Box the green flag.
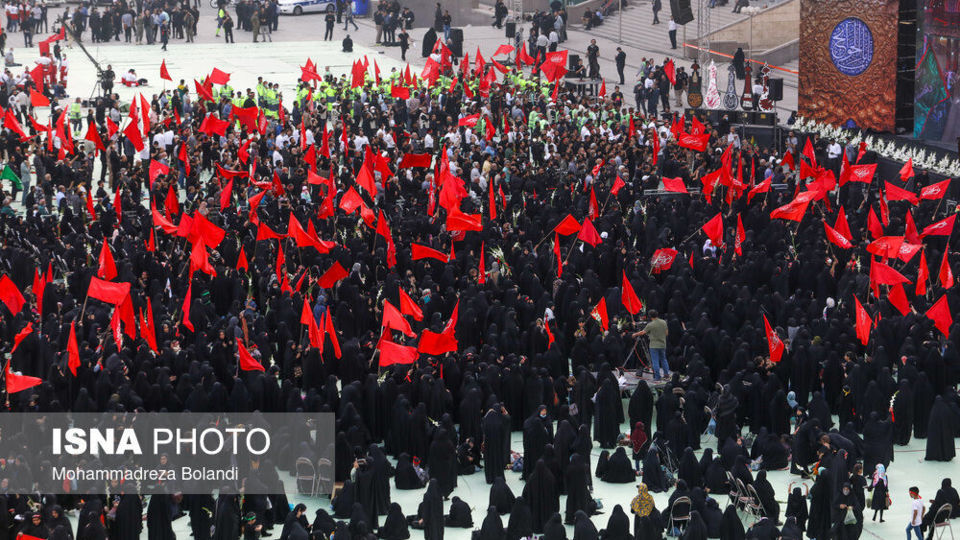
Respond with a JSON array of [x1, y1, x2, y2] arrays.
[[0, 165, 21, 190]]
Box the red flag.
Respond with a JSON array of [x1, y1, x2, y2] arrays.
[[97, 241, 117, 280], [763, 314, 785, 363], [824, 221, 853, 249], [160, 59, 172, 81], [5, 363, 42, 394], [237, 340, 265, 371], [317, 262, 348, 288], [677, 132, 710, 152], [11, 323, 32, 354], [411, 244, 449, 262], [854, 296, 872, 345], [885, 181, 919, 205], [478, 242, 486, 284], [781, 151, 795, 171], [577, 218, 602, 247], [747, 177, 772, 204], [236, 246, 249, 272], [925, 294, 953, 337], [651, 248, 679, 274], [940, 251, 954, 289], [29, 88, 49, 107], [598, 79, 606, 98], [664, 59, 676, 85], [917, 250, 929, 296], [662, 177, 687, 193], [123, 119, 144, 151], [398, 153, 433, 169], [220, 179, 234, 210], [920, 214, 956, 237], [209, 67, 231, 85], [735, 214, 745, 256], [446, 210, 483, 232], [871, 259, 911, 286], [846, 163, 877, 184], [379, 339, 420, 367], [802, 137, 817, 167], [181, 280, 194, 332], [67, 321, 80, 375], [590, 297, 609, 331], [887, 283, 911, 316], [87, 277, 130, 305], [868, 207, 883, 240], [545, 321, 556, 347], [920, 179, 951, 200], [198, 114, 229, 136], [554, 233, 563, 278], [701, 213, 723, 246], [399, 288, 424, 321], [770, 198, 812, 222], [149, 160, 169, 187], [554, 214, 582, 235], [611, 176, 626, 196], [899, 158, 914, 180], [86, 190, 97, 220], [382, 300, 415, 337], [588, 186, 599, 220], [621, 271, 642, 315], [324, 310, 341, 358]]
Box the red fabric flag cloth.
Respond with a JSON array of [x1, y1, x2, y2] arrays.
[[398, 153, 433, 169], [87, 277, 130, 305], [781, 151, 795, 171], [236, 246, 249, 272], [379, 339, 420, 367], [577, 218, 602, 247], [84, 122, 105, 152], [870, 259, 911, 286], [199, 114, 229, 136], [188, 213, 226, 248], [390, 83, 410, 100], [220, 178, 234, 210], [149, 160, 169, 187], [4, 110, 28, 139], [160, 59, 172, 81], [899, 157, 914, 180], [237, 340, 265, 371], [29, 89, 49, 107], [590, 297, 609, 331], [662, 177, 687, 193], [621, 271, 643, 315], [917, 250, 929, 296], [611, 176, 626, 196], [554, 214, 582, 235], [747, 177, 772, 204], [355, 161, 377, 196], [67, 321, 80, 375], [896, 242, 921, 264], [701, 213, 723, 246], [399, 288, 424, 321], [446, 210, 483, 232], [478, 242, 486, 284], [884, 181, 919, 205], [85, 190, 97, 220], [868, 207, 884, 240], [921, 214, 956, 237], [770, 198, 812, 222], [834, 207, 852, 239], [339, 187, 364, 214], [920, 179, 951, 200], [824, 221, 853, 249], [940, 250, 954, 289], [677, 132, 710, 152], [867, 236, 904, 259], [97, 241, 117, 280], [411, 244, 449, 263], [763, 314, 785, 363], [382, 300, 415, 337], [554, 233, 563, 278], [317, 262, 348, 288], [887, 283, 911, 316], [802, 137, 817, 167], [324, 310, 342, 358], [650, 248, 679, 274], [854, 296, 872, 345], [598, 80, 606, 98], [846, 163, 877, 184], [458, 113, 481, 127], [11, 322, 32, 354], [493, 44, 515, 56], [208, 67, 231, 85], [926, 294, 953, 337], [181, 280, 194, 332], [5, 364, 42, 394], [735, 214, 745, 256], [152, 206, 178, 234], [418, 329, 458, 355], [664, 59, 676, 85]]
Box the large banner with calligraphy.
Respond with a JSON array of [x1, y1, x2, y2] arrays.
[[913, 0, 960, 143], [799, 0, 899, 132]]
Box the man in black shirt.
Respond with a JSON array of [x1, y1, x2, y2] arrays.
[[615, 47, 626, 85], [586, 39, 600, 79], [324, 11, 335, 40]]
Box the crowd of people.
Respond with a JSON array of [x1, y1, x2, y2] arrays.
[[0, 12, 958, 540]]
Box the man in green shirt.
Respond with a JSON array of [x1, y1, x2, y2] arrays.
[[634, 309, 669, 381]]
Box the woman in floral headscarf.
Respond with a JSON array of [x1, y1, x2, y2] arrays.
[[867, 463, 889, 522], [631, 483, 654, 518]]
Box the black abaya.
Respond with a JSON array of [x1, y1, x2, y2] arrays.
[[522, 459, 560, 533]]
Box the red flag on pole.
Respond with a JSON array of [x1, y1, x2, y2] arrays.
[[925, 294, 953, 337], [5, 363, 42, 394], [701, 213, 723, 246], [763, 314, 785, 362], [398, 288, 424, 321], [940, 251, 954, 289], [621, 271, 643, 315], [590, 297, 609, 331], [854, 296, 872, 345], [237, 340, 265, 371], [160, 59, 172, 81], [67, 321, 80, 375]]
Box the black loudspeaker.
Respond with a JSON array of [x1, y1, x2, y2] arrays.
[[670, 0, 694, 25], [568, 54, 581, 71], [505, 21, 516, 38], [755, 112, 777, 125], [736, 111, 754, 124], [449, 28, 464, 57], [767, 78, 783, 101]]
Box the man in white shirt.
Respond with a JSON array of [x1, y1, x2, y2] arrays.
[[907, 487, 924, 540], [727, 127, 741, 149]]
